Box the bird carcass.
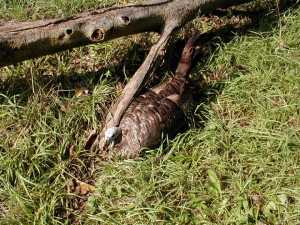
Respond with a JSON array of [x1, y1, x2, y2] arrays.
[[94, 32, 199, 159]]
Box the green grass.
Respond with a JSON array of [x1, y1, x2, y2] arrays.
[[0, 0, 143, 21], [0, 1, 299, 224]]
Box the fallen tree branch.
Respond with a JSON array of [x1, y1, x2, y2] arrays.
[[0, 0, 254, 68]]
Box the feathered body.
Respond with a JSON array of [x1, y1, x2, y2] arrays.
[[104, 33, 199, 159]]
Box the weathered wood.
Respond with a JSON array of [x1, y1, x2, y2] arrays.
[[0, 0, 253, 68]]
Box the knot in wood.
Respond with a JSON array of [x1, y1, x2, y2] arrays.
[[120, 16, 131, 25], [91, 28, 105, 41], [66, 29, 73, 35]]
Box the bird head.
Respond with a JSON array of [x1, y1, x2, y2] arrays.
[[104, 126, 122, 149]]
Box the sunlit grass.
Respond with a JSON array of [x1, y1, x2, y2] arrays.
[[0, 0, 144, 20], [0, 0, 299, 224]]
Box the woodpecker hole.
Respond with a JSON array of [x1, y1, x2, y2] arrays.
[[91, 28, 105, 41], [66, 29, 73, 35], [121, 16, 131, 24]]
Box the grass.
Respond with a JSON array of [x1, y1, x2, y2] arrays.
[[0, 0, 300, 224], [0, 0, 143, 20]]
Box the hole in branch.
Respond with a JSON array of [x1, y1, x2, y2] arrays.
[[91, 28, 105, 41], [121, 16, 131, 25], [66, 29, 73, 35]]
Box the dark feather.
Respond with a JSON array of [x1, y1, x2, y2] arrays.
[[107, 32, 200, 159]]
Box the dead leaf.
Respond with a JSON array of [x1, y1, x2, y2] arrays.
[[74, 86, 91, 97], [280, 39, 287, 49], [69, 145, 75, 156], [76, 179, 96, 192], [251, 195, 264, 204]]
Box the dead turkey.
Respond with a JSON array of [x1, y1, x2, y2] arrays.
[[94, 32, 199, 159]]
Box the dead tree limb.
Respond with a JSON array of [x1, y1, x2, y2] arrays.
[[0, 0, 254, 68], [0, 0, 255, 149]]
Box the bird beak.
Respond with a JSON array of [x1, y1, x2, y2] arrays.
[[103, 139, 114, 149]]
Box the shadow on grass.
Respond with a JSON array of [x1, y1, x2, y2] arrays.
[[0, 46, 145, 105]]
